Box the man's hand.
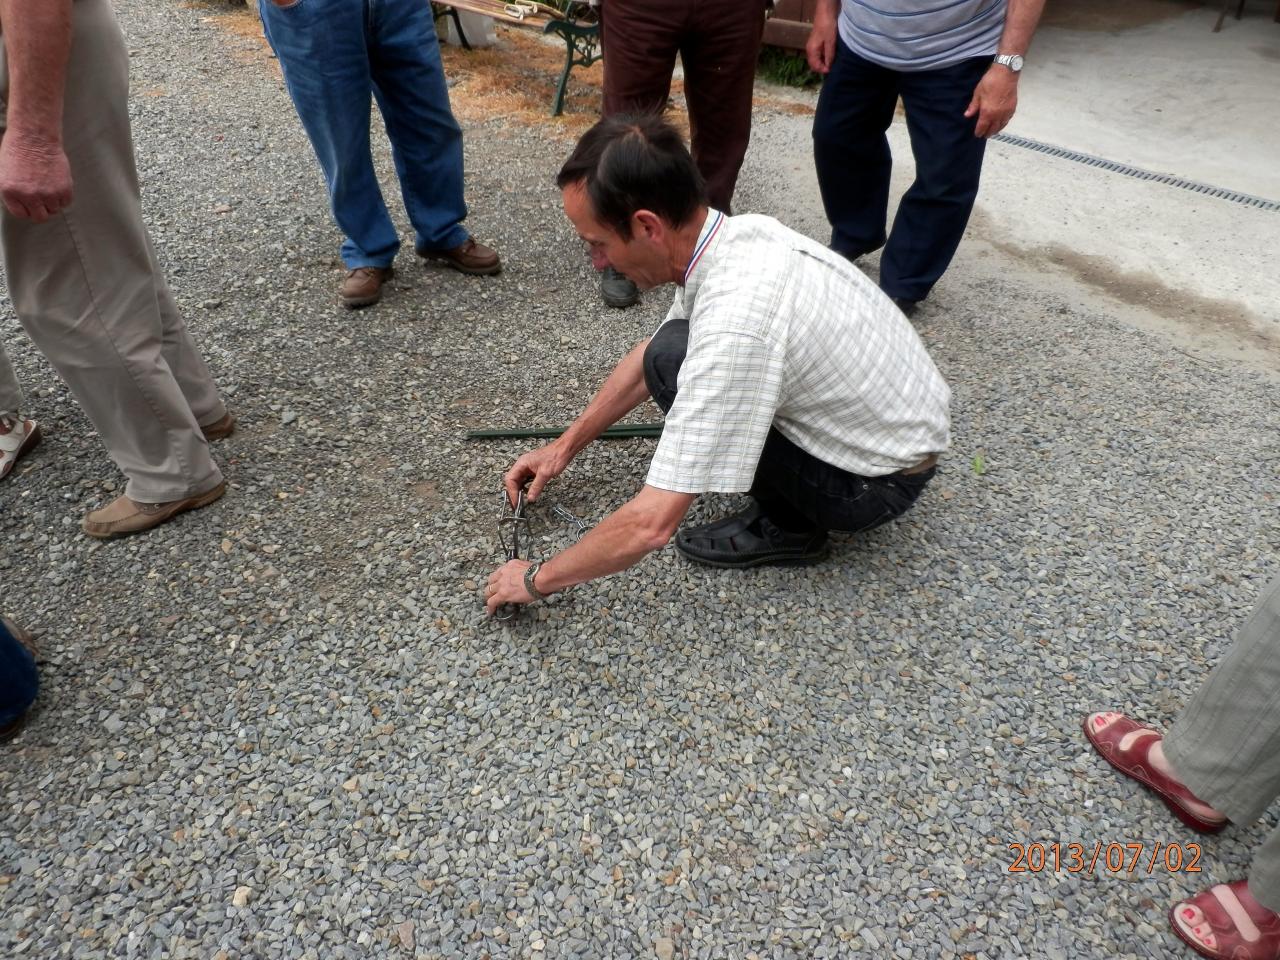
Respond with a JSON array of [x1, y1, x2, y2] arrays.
[[503, 442, 568, 506], [0, 134, 73, 222], [485, 558, 536, 616], [964, 65, 1019, 138], [805, 0, 840, 74]]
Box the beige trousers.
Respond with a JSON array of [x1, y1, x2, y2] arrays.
[[1164, 574, 1280, 910], [0, 0, 224, 502], [0, 342, 21, 418]]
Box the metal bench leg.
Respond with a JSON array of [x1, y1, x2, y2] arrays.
[[544, 22, 600, 117], [552, 39, 573, 117], [1214, 0, 1230, 31], [450, 7, 471, 51]]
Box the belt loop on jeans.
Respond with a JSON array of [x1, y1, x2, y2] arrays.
[[897, 453, 939, 477]]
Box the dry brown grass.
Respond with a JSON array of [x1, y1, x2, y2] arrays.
[[438, 28, 699, 142], [755, 96, 815, 118], [183, 1, 282, 71], [439, 28, 608, 139], [191, 5, 804, 138]]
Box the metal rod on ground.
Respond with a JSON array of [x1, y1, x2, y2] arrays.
[[466, 423, 663, 440]]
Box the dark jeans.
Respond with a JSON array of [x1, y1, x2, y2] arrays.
[[642, 319, 934, 534], [812, 40, 990, 302], [0, 619, 37, 728]]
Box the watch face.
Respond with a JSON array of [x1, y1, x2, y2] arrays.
[[1010, 54, 1024, 71]]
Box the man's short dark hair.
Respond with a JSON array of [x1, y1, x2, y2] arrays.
[[556, 114, 707, 239]]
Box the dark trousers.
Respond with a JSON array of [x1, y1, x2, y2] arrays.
[[642, 320, 933, 533], [812, 40, 990, 302], [599, 0, 764, 211], [0, 619, 37, 728]]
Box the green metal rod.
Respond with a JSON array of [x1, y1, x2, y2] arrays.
[[466, 422, 663, 441]]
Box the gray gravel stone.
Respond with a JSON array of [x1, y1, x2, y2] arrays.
[[0, 4, 1276, 960]]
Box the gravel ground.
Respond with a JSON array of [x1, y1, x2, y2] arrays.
[[2, 4, 1278, 959]]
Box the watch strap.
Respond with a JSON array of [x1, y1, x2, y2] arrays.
[[523, 562, 548, 602]]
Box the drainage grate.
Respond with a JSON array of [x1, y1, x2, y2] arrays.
[[993, 133, 1280, 212]]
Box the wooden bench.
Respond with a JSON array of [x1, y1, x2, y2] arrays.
[[431, 0, 600, 116]]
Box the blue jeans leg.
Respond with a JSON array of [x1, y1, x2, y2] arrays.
[[370, 0, 469, 252], [259, 0, 400, 268], [0, 620, 37, 729], [812, 41, 898, 260], [880, 57, 990, 302]]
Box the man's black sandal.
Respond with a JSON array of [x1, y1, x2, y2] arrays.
[[675, 505, 829, 569]]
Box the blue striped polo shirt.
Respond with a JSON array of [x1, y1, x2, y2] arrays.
[[838, 0, 1007, 72]]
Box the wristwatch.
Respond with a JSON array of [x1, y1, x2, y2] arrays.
[[523, 562, 548, 602], [994, 53, 1025, 73]]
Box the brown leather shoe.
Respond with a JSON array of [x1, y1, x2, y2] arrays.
[[1, 617, 37, 659], [340, 266, 393, 308], [201, 411, 236, 442], [417, 237, 501, 276], [82, 481, 227, 539]]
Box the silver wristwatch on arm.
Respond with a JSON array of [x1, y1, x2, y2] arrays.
[[994, 53, 1024, 72], [523, 561, 548, 602]]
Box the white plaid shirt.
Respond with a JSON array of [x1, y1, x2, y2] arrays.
[[645, 211, 951, 494]]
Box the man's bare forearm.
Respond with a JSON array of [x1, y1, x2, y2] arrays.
[[0, 0, 73, 144], [553, 338, 653, 461], [535, 486, 695, 594], [998, 0, 1045, 55]]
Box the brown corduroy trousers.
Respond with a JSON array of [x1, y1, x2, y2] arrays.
[[599, 0, 766, 212]]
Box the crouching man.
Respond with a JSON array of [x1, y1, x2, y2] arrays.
[[485, 116, 950, 616]]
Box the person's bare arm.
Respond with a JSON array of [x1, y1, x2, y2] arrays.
[[485, 484, 695, 614], [964, 0, 1047, 138], [0, 0, 74, 221], [805, 0, 841, 75], [502, 337, 653, 504]]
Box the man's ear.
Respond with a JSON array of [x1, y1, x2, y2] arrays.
[[632, 209, 665, 243]]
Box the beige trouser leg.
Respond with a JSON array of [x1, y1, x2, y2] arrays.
[[0, 0, 224, 502], [1164, 574, 1280, 911], [0, 344, 21, 418]]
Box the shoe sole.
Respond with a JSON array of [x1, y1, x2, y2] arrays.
[[342, 292, 384, 309], [0, 616, 38, 743], [1081, 716, 1229, 835], [82, 481, 228, 540], [602, 292, 639, 309], [674, 541, 830, 569], [341, 267, 393, 309], [417, 251, 502, 276], [0, 616, 37, 660], [0, 714, 28, 744], [0, 423, 42, 481], [201, 416, 236, 442]]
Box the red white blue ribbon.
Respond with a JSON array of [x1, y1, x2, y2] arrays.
[[683, 209, 724, 285]]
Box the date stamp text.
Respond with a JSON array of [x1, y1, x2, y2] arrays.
[[1008, 841, 1202, 876]]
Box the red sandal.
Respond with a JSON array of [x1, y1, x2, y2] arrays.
[[1171, 881, 1280, 960], [1083, 712, 1229, 834]]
